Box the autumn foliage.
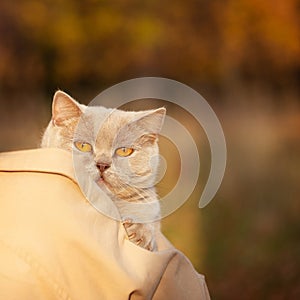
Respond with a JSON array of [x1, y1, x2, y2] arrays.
[[0, 0, 299, 95]]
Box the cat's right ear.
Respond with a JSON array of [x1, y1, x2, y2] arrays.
[[52, 91, 83, 126]]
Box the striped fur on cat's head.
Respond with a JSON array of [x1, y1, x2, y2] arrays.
[[41, 91, 166, 204]]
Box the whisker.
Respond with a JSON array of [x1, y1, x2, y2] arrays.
[[113, 180, 157, 203]]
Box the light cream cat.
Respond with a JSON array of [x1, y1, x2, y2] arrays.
[[41, 91, 166, 251]]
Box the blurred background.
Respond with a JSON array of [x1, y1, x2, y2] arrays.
[[0, 0, 299, 298]]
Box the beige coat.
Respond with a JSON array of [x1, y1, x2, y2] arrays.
[[0, 148, 210, 300]]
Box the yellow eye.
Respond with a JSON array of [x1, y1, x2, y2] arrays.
[[115, 147, 134, 157], [74, 141, 93, 152]]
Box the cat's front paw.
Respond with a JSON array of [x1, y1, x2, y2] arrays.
[[122, 219, 157, 251]]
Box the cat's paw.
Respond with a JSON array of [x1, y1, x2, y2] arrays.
[[122, 219, 157, 251]]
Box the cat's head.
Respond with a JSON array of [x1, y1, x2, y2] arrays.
[[42, 91, 166, 201]]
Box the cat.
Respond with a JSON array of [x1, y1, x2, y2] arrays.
[[41, 91, 166, 251]]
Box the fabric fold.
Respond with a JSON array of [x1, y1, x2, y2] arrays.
[[0, 148, 210, 299]]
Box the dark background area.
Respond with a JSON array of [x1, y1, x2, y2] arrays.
[[0, 1, 299, 299]]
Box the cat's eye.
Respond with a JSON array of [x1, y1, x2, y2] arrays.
[[74, 141, 93, 152], [115, 147, 134, 157]]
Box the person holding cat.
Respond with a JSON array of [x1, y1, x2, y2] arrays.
[[0, 91, 210, 299]]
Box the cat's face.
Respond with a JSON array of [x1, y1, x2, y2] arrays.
[[42, 91, 166, 202]]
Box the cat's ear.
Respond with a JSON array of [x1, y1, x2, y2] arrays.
[[52, 91, 83, 126], [115, 108, 166, 147], [133, 107, 166, 134]]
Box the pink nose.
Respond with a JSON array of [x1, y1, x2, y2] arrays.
[[96, 163, 110, 173]]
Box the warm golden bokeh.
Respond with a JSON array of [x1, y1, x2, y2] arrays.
[[0, 1, 299, 299]]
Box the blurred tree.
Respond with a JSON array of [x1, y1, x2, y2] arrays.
[[213, 0, 300, 91], [0, 0, 299, 99]]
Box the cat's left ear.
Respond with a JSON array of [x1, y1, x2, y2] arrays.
[[134, 107, 166, 134]]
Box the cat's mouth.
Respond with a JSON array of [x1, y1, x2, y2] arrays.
[[96, 172, 116, 191], [96, 174, 115, 195], [97, 172, 111, 187], [98, 174, 106, 183]]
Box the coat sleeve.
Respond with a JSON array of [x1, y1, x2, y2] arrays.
[[0, 241, 58, 300], [0, 148, 210, 300]]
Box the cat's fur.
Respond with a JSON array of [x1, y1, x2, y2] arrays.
[[41, 91, 166, 251]]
